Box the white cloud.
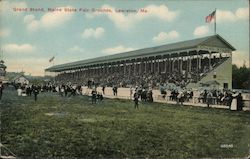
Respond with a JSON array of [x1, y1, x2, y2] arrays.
[[0, 28, 11, 37], [89, 4, 178, 30], [24, 6, 74, 31], [216, 7, 249, 23], [81, 27, 105, 39], [235, 7, 249, 20], [3, 43, 36, 53], [23, 15, 35, 24], [153, 30, 179, 43], [102, 45, 135, 55], [232, 51, 249, 68], [193, 25, 209, 36], [69, 46, 84, 53], [0, 1, 28, 16]]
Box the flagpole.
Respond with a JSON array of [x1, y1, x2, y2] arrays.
[[214, 8, 217, 35]]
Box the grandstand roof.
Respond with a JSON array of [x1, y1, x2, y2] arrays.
[[46, 34, 236, 72]]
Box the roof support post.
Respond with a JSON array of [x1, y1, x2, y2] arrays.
[[96, 65, 98, 75], [110, 63, 113, 74], [164, 56, 168, 74], [199, 54, 202, 70], [180, 56, 183, 73], [133, 59, 136, 75], [128, 60, 131, 77], [90, 66, 93, 76], [139, 58, 142, 75], [118, 63, 120, 73], [103, 64, 106, 74], [97, 65, 99, 75], [219, 52, 222, 62], [151, 58, 154, 73], [104, 64, 106, 75], [106, 64, 109, 74], [154, 56, 157, 74], [91, 66, 94, 76], [111, 63, 113, 74], [88, 66, 91, 76], [209, 51, 212, 70], [86, 67, 89, 76], [101, 64, 103, 75], [189, 52, 192, 73], [123, 61, 126, 75], [196, 50, 200, 82], [118, 62, 120, 73], [177, 53, 180, 73], [168, 56, 171, 73], [157, 57, 160, 74], [172, 57, 175, 72], [106, 63, 109, 74], [95, 65, 98, 75], [196, 50, 199, 72], [144, 58, 147, 74]]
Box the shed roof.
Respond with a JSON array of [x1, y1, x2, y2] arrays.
[[12, 74, 29, 81]]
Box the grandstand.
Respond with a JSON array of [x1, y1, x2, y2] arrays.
[[45, 34, 235, 90]]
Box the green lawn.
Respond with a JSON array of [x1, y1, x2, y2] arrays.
[[1, 88, 250, 158]]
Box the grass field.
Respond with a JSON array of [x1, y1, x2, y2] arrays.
[[1, 88, 250, 158]]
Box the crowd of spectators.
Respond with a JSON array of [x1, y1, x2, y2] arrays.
[[9, 56, 240, 108], [164, 88, 244, 110], [55, 57, 229, 89], [9, 79, 244, 110]]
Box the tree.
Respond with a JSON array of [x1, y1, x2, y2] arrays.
[[232, 64, 250, 89]]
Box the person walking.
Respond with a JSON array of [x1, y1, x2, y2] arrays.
[[134, 92, 139, 109], [203, 90, 208, 104], [130, 86, 133, 100], [177, 91, 184, 105], [102, 86, 105, 95], [237, 93, 243, 111], [91, 89, 97, 104], [207, 91, 213, 108], [230, 92, 238, 111], [33, 85, 39, 101], [0, 82, 3, 100], [113, 86, 118, 96]]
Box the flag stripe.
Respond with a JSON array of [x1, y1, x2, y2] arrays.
[[206, 10, 216, 23], [49, 56, 55, 62]]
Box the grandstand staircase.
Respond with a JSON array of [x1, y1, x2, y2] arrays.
[[186, 57, 232, 90]]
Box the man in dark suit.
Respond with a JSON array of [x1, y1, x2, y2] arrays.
[[237, 93, 243, 111], [134, 92, 139, 109], [0, 82, 3, 100], [91, 89, 97, 104], [33, 85, 39, 101]]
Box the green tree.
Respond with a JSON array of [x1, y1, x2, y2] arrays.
[[232, 64, 250, 89]]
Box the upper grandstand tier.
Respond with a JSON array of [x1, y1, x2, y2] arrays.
[[45, 34, 235, 72], [45, 34, 235, 90]]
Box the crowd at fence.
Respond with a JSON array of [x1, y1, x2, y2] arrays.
[[7, 81, 244, 111]]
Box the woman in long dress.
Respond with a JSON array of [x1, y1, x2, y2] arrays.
[[230, 92, 238, 110], [17, 87, 22, 96]]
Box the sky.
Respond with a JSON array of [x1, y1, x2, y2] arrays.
[[0, 0, 249, 76]]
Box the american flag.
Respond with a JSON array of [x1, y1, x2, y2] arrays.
[[49, 56, 55, 62], [206, 10, 216, 23]]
